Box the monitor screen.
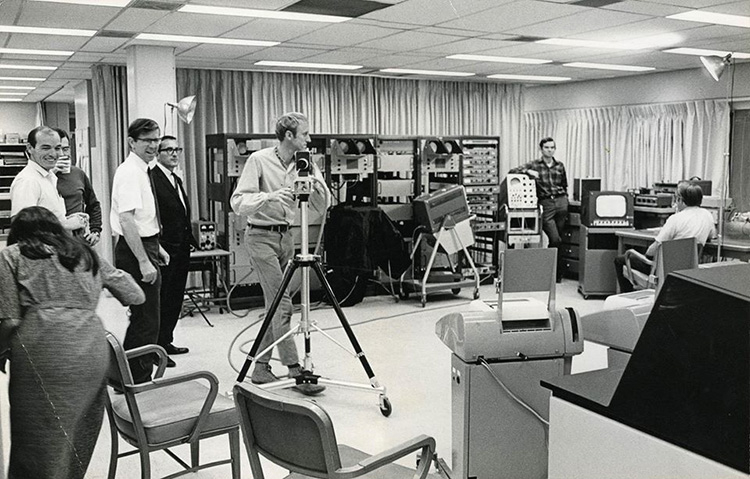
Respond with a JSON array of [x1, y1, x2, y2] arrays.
[[595, 194, 627, 218]]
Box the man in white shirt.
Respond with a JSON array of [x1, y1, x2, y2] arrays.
[[111, 118, 170, 384], [614, 181, 716, 293], [10, 126, 88, 231]]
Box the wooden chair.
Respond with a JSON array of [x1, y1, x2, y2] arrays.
[[234, 383, 437, 479], [623, 237, 699, 295], [104, 332, 240, 479]]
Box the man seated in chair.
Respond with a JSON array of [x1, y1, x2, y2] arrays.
[[614, 181, 716, 293]]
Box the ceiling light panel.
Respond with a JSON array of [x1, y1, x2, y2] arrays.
[[0, 76, 46, 81], [255, 60, 363, 70], [447, 54, 552, 64], [0, 98, 24, 102], [663, 47, 750, 59], [0, 85, 36, 90], [667, 11, 750, 29], [27, 0, 130, 5], [0, 25, 96, 37], [0, 64, 57, 71], [563, 61, 655, 71], [488, 73, 571, 81], [380, 68, 475, 77], [0, 92, 27, 95], [179, 5, 351, 23], [136, 33, 278, 47], [0, 47, 73, 56]]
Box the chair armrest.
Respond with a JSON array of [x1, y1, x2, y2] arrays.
[[336, 434, 436, 479], [624, 249, 654, 285], [128, 370, 220, 443], [125, 344, 168, 379]]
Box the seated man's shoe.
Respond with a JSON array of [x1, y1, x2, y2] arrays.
[[164, 344, 189, 355], [166, 357, 176, 368], [289, 366, 326, 396], [251, 363, 280, 385]]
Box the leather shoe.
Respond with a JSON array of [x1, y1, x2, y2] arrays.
[[164, 344, 189, 355], [166, 357, 176, 368]]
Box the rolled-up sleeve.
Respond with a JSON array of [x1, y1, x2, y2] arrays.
[[230, 154, 269, 217]]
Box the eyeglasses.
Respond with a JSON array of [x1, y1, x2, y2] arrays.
[[158, 147, 183, 155], [136, 137, 160, 144], [62, 147, 71, 153]]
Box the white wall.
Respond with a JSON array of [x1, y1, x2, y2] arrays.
[[0, 103, 37, 141], [525, 63, 750, 112]]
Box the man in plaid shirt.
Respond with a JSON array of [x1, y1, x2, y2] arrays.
[[509, 137, 568, 282]]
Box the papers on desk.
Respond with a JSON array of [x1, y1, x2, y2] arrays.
[[644, 227, 661, 233]]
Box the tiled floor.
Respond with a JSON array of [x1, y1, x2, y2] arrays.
[[1, 277, 610, 478]]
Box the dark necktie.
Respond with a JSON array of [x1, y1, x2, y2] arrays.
[[148, 172, 163, 235], [173, 173, 187, 212]]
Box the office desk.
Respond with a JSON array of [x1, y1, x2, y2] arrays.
[[186, 248, 231, 324], [616, 229, 750, 261]]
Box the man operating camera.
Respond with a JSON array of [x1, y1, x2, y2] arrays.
[[230, 112, 329, 388]]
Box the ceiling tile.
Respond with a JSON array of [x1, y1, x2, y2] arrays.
[[503, 8, 650, 37], [573, 17, 702, 41], [437, 0, 589, 33], [288, 22, 402, 47], [104, 8, 167, 32], [363, 52, 443, 68], [227, 18, 323, 42], [6, 34, 89, 51], [303, 47, 390, 64], [363, 0, 508, 26], [355, 30, 465, 50], [49, 69, 90, 80], [417, 26, 486, 38], [144, 11, 251, 37], [67, 52, 105, 63], [645, 0, 742, 8], [701, 1, 750, 15], [176, 44, 268, 59], [237, 45, 331, 62], [16, 2, 119, 30], [414, 37, 521, 55], [79, 36, 131, 53], [601, 0, 685, 16]]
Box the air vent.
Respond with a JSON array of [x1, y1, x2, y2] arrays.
[[129, 0, 181, 11], [571, 0, 624, 7], [97, 30, 135, 39], [505, 36, 546, 43], [282, 0, 389, 18]]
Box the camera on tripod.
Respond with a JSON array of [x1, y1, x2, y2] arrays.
[[293, 150, 313, 197]]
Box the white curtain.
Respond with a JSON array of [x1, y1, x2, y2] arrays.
[[523, 100, 730, 197], [91, 64, 129, 261], [175, 69, 524, 218]]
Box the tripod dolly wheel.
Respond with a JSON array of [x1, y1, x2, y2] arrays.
[[379, 395, 392, 417]]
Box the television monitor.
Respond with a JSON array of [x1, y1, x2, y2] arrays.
[[581, 191, 634, 228]]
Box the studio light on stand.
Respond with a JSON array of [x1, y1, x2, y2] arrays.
[[163, 94, 197, 135], [700, 53, 734, 259]]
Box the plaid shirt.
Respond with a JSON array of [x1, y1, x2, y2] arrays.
[[510, 157, 568, 200]]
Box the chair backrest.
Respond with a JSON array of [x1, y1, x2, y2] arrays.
[[655, 237, 699, 295], [234, 384, 342, 479], [104, 332, 148, 445], [498, 247, 557, 311]]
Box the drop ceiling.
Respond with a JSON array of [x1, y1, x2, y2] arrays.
[[0, 0, 748, 103]]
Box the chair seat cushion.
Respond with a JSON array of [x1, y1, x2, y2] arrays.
[[110, 380, 238, 445]]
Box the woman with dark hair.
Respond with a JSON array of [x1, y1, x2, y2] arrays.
[[0, 206, 145, 479]]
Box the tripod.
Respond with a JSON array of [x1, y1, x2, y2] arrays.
[[236, 173, 392, 416]]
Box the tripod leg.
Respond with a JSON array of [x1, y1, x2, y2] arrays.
[[236, 260, 299, 382], [188, 291, 214, 327], [311, 260, 377, 381]]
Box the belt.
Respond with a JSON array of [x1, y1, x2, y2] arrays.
[[249, 223, 290, 233], [541, 193, 567, 200]]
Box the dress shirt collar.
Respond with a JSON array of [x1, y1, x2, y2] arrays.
[[150, 160, 177, 184], [27, 159, 56, 178], [126, 151, 151, 172]]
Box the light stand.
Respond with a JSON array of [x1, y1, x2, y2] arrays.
[[236, 152, 392, 416], [700, 53, 734, 259]]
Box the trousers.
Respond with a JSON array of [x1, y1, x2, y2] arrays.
[[539, 195, 569, 278], [245, 227, 299, 366]]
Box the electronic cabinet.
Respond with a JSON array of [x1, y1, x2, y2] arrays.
[[578, 225, 634, 299], [560, 201, 581, 279], [0, 143, 28, 236]]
